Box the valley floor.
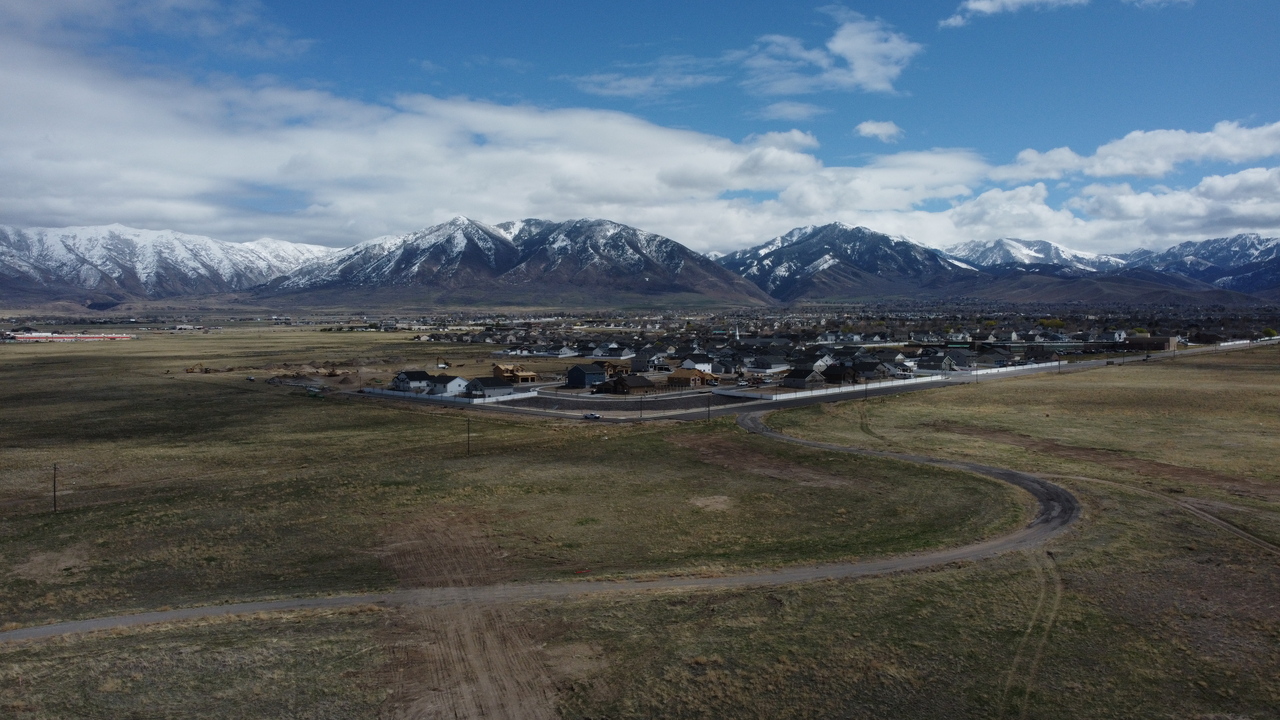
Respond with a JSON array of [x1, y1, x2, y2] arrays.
[[1, 330, 1277, 718]]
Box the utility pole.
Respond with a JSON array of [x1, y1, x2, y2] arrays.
[[52, 463, 57, 513], [466, 418, 471, 455], [706, 393, 712, 422]]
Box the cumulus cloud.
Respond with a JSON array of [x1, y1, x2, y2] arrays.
[[756, 101, 828, 121], [943, 0, 1193, 27], [1072, 167, 1280, 236], [855, 120, 904, 143], [0, 17, 1274, 257], [742, 12, 923, 94], [941, 0, 1089, 27], [990, 121, 1280, 180], [571, 12, 922, 99]]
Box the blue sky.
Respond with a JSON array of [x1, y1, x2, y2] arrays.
[[1, 0, 1278, 253]]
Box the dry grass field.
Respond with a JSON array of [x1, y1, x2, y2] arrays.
[[1, 327, 1035, 717]]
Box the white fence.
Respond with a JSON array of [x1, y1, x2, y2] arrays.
[[358, 388, 533, 405], [713, 374, 946, 402]]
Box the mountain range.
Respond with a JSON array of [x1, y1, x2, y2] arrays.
[[269, 216, 772, 307], [0, 224, 332, 304], [2, 219, 1278, 308]]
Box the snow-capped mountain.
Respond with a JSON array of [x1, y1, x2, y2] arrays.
[[946, 238, 1126, 272], [0, 224, 333, 299], [276, 217, 520, 290], [717, 223, 979, 302], [1121, 234, 1280, 276], [273, 217, 773, 306]]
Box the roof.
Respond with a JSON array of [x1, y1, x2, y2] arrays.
[[783, 368, 822, 380], [619, 374, 655, 387], [469, 377, 513, 388], [398, 370, 432, 381], [569, 364, 607, 374], [668, 368, 716, 379]]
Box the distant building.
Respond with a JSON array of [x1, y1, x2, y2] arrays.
[[594, 374, 657, 395], [466, 377, 515, 398], [391, 370, 433, 392], [781, 368, 826, 389], [566, 364, 608, 388]]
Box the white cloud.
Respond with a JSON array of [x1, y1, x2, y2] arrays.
[[0, 25, 1274, 257], [855, 120, 904, 143], [756, 101, 828, 121], [942, 0, 1089, 28], [569, 55, 725, 99], [741, 12, 922, 95], [1072, 167, 1280, 236], [0, 0, 311, 58], [991, 121, 1280, 180], [943, 0, 1194, 27]]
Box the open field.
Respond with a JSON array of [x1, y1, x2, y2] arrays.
[[0, 329, 1016, 623], [0, 606, 390, 718], [4, 332, 1277, 717]]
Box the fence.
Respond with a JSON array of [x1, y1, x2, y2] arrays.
[[713, 374, 946, 401], [358, 388, 534, 405]]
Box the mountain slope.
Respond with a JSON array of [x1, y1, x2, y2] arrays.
[[718, 223, 979, 302], [946, 238, 1125, 272], [1123, 234, 1280, 273], [275, 217, 520, 290], [270, 217, 773, 307], [0, 224, 333, 300]]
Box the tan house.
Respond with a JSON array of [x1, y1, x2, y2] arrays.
[[493, 363, 539, 383], [666, 368, 718, 388]]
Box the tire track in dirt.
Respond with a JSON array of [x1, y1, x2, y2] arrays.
[[1017, 552, 1063, 720], [0, 411, 1081, 648], [1041, 474, 1280, 556], [998, 553, 1049, 715], [376, 518, 558, 720]]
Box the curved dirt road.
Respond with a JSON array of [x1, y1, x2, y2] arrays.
[[0, 411, 1081, 645]]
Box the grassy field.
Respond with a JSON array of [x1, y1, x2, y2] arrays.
[[5, 333, 1277, 718], [567, 345, 1280, 719], [0, 606, 390, 718], [0, 329, 1017, 625]]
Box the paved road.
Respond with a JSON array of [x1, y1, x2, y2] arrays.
[[0, 409, 1081, 645]]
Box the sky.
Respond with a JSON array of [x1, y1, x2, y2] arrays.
[[1, 0, 1278, 255]]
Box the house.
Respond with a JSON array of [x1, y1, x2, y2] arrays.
[[916, 355, 959, 373], [781, 368, 826, 389], [466, 377, 515, 398], [666, 368, 718, 388], [679, 354, 715, 373], [493, 363, 538, 383], [821, 366, 858, 385], [594, 374, 657, 395], [873, 349, 906, 365], [591, 343, 636, 360], [974, 348, 1014, 368], [1024, 347, 1062, 363], [566, 364, 609, 388], [429, 374, 470, 396], [748, 355, 791, 374], [852, 359, 895, 381], [391, 370, 434, 392]]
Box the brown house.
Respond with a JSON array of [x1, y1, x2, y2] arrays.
[[666, 368, 718, 388]]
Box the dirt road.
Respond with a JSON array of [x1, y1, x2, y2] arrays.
[[0, 409, 1081, 645]]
